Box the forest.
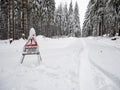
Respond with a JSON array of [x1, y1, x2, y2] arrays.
[[0, 0, 120, 40], [82, 0, 120, 37], [0, 0, 81, 40]]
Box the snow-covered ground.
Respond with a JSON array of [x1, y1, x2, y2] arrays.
[[0, 36, 120, 90]]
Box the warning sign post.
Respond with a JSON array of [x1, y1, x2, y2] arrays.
[[21, 28, 42, 64]]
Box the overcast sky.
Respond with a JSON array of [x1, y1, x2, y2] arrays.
[[55, 0, 89, 28]]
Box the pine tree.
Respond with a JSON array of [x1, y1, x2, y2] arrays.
[[55, 4, 62, 37], [62, 3, 68, 36], [8, 0, 15, 40], [112, 0, 120, 36], [0, 0, 9, 39], [118, 5, 120, 36], [44, 0, 55, 37], [74, 1, 81, 37], [14, 0, 22, 39], [82, 0, 94, 37], [68, 0, 74, 36], [82, 0, 120, 37]]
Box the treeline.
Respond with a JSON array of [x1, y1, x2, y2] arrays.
[[0, 0, 81, 40], [54, 1, 81, 37], [82, 0, 120, 37], [0, 0, 55, 40]]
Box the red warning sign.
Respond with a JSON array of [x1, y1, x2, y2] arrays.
[[21, 28, 42, 64], [21, 37, 42, 64], [25, 37, 38, 46]]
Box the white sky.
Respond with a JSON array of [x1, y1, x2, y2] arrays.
[[55, 0, 89, 28]]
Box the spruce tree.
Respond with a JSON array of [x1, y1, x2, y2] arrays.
[[63, 3, 68, 36], [68, 0, 74, 36], [44, 0, 55, 37], [74, 1, 81, 37], [82, 0, 120, 37], [55, 4, 62, 36]]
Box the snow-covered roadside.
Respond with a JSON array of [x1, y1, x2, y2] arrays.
[[0, 36, 120, 90], [0, 37, 82, 90], [85, 37, 120, 78], [82, 37, 120, 90], [80, 39, 120, 90]]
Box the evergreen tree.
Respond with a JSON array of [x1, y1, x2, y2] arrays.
[[62, 3, 68, 36], [54, 4, 62, 37], [44, 0, 55, 37], [82, 0, 94, 37], [68, 0, 74, 36], [74, 1, 81, 37], [0, 0, 9, 39], [21, 0, 28, 39], [82, 0, 120, 37]]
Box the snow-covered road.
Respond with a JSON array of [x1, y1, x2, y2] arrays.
[[80, 38, 120, 90], [0, 36, 120, 90]]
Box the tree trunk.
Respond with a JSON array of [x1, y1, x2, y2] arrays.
[[21, 0, 28, 39], [8, 0, 14, 40], [118, 29, 120, 36]]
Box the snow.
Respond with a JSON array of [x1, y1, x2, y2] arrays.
[[29, 28, 36, 38], [0, 36, 120, 90]]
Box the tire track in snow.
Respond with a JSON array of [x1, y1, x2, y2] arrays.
[[81, 39, 120, 89], [87, 40, 120, 89], [79, 39, 97, 90], [89, 58, 120, 89]]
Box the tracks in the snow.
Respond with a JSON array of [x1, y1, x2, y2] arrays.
[[80, 39, 120, 90]]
